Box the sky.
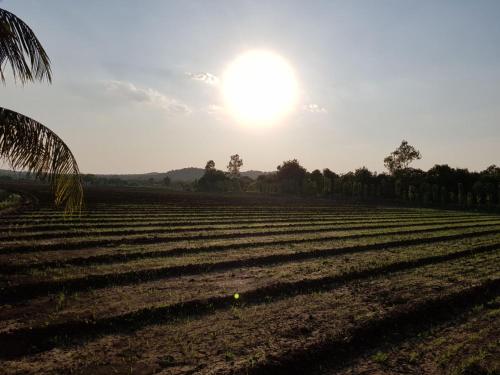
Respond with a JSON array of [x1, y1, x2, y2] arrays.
[[1, 0, 499, 174]]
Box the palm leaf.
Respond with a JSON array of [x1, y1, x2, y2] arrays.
[[0, 107, 83, 214], [0, 7, 51, 83]]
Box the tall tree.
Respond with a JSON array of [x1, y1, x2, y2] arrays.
[[0, 8, 82, 213], [227, 154, 243, 177], [384, 140, 421, 175], [205, 160, 215, 171]]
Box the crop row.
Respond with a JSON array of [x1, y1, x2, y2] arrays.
[[1, 209, 476, 227], [6, 207, 391, 219], [14, 204, 421, 216], [1, 215, 496, 242], [3, 236, 498, 334], [2, 227, 498, 302], [0, 212, 485, 234], [2, 224, 499, 275], [240, 278, 500, 375], [0, 249, 497, 363], [2, 219, 499, 256]]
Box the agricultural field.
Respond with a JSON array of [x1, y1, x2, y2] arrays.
[[0, 187, 499, 374]]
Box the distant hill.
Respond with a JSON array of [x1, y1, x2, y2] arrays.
[[99, 168, 269, 182], [239, 170, 269, 180], [95, 168, 204, 182], [0, 168, 269, 183], [167, 167, 203, 181], [0, 169, 34, 180]]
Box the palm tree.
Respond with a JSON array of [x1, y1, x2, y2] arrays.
[[0, 7, 82, 213]]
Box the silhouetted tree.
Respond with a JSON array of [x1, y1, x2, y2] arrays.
[[322, 168, 338, 195], [205, 160, 216, 171], [426, 164, 455, 189], [384, 140, 421, 175], [310, 169, 323, 194], [276, 159, 307, 194], [197, 169, 227, 192], [354, 167, 373, 185], [197, 160, 229, 192], [227, 154, 243, 177]]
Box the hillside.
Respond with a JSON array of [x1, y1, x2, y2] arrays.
[[0, 168, 267, 183]]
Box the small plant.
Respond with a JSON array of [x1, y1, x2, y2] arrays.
[[231, 306, 243, 320], [158, 355, 176, 368], [225, 351, 235, 361], [472, 304, 484, 313], [408, 351, 419, 364], [55, 292, 66, 311], [371, 351, 388, 364]]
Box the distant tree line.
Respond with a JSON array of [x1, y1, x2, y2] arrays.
[[254, 161, 500, 209], [250, 141, 500, 210], [72, 140, 500, 211]]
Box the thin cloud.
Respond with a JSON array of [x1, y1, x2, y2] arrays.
[[203, 104, 229, 120], [303, 103, 327, 113], [205, 104, 225, 115], [104, 80, 190, 114], [186, 72, 219, 85]]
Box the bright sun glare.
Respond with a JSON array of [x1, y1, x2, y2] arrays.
[[222, 50, 299, 125]]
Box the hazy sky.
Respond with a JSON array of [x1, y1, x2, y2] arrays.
[[1, 0, 499, 174]]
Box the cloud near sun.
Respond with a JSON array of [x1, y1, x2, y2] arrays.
[[303, 103, 327, 113], [186, 72, 220, 85], [99, 71, 326, 121], [104, 80, 191, 115]]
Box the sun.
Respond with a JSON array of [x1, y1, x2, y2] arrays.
[[222, 50, 299, 125]]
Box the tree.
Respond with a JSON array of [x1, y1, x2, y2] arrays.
[[277, 159, 307, 181], [322, 168, 338, 195], [354, 167, 373, 185], [276, 159, 307, 194], [0, 8, 82, 213], [427, 164, 454, 188], [163, 176, 171, 186], [227, 154, 243, 177], [197, 168, 227, 192], [483, 165, 500, 177], [205, 160, 215, 171], [310, 169, 323, 194], [384, 140, 421, 175]]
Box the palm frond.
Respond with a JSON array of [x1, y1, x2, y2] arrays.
[[0, 107, 83, 214], [0, 7, 51, 83]]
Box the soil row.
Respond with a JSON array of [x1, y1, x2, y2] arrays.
[[2, 231, 498, 304], [1, 216, 494, 242], [2, 225, 498, 272], [0, 247, 497, 360], [2, 220, 499, 255], [238, 278, 500, 375], [1, 210, 473, 227]]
